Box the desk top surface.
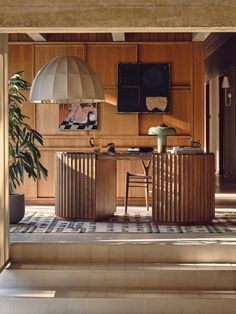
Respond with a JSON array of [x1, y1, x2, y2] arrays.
[[57, 151, 213, 160], [97, 152, 153, 160]]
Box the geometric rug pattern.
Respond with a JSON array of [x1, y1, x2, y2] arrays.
[[10, 209, 236, 234]]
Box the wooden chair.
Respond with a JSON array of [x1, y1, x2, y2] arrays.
[[124, 160, 152, 214]]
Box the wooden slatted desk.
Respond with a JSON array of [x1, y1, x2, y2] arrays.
[[56, 152, 215, 224]]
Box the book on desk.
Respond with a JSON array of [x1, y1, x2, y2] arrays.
[[127, 147, 154, 153], [126, 147, 204, 154], [173, 146, 204, 154]]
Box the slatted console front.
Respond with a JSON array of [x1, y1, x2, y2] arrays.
[[56, 152, 215, 223], [56, 152, 116, 219], [152, 153, 215, 224]]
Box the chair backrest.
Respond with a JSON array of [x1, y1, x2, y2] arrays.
[[141, 159, 151, 176]]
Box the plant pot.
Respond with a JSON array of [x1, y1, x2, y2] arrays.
[[9, 193, 25, 224]]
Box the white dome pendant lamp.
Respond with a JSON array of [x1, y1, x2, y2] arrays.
[[29, 56, 104, 104]]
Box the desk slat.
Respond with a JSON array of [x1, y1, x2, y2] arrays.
[[56, 153, 96, 219]]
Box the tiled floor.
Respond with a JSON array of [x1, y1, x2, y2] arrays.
[[5, 181, 236, 314], [6, 242, 236, 313]]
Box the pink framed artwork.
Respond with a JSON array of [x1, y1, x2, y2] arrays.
[[59, 103, 97, 130]]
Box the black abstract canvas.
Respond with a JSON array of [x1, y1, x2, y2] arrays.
[[117, 63, 170, 113]]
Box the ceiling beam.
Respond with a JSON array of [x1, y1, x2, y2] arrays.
[[27, 33, 46, 41], [1, 1, 236, 32], [192, 32, 211, 42], [112, 33, 125, 42]]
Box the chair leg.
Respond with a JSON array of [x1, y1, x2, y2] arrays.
[[141, 160, 151, 211], [144, 179, 149, 211], [124, 173, 129, 215]]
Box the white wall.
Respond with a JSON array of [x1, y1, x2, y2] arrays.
[[209, 76, 220, 173]]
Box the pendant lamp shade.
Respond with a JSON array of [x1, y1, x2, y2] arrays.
[[29, 56, 104, 104]]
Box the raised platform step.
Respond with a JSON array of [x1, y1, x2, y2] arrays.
[[7, 239, 236, 313], [1, 262, 236, 291], [0, 289, 236, 314], [10, 240, 236, 264]]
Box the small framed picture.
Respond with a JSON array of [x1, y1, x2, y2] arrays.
[[59, 103, 97, 130]]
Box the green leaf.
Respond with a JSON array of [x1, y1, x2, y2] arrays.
[[9, 71, 48, 192]]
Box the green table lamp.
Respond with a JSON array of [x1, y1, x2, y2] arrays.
[[148, 123, 176, 153]]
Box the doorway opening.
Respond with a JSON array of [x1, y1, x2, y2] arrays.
[[6, 31, 236, 243]]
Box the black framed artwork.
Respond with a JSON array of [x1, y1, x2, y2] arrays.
[[117, 63, 170, 113]]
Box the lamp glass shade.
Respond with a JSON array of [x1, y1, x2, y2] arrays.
[[222, 76, 230, 89], [29, 56, 104, 104]]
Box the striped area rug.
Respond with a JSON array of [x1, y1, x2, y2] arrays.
[[9, 210, 236, 234]]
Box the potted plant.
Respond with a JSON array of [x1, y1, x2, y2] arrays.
[[9, 71, 48, 224]]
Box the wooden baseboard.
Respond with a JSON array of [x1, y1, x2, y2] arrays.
[[215, 199, 236, 207], [25, 198, 55, 205], [25, 197, 147, 206], [26, 197, 236, 208]]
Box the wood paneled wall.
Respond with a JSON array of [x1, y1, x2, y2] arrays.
[[9, 41, 204, 204], [9, 33, 192, 43]]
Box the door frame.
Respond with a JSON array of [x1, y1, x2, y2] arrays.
[[206, 76, 225, 176], [208, 76, 220, 173], [219, 75, 225, 176], [0, 34, 9, 270]]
